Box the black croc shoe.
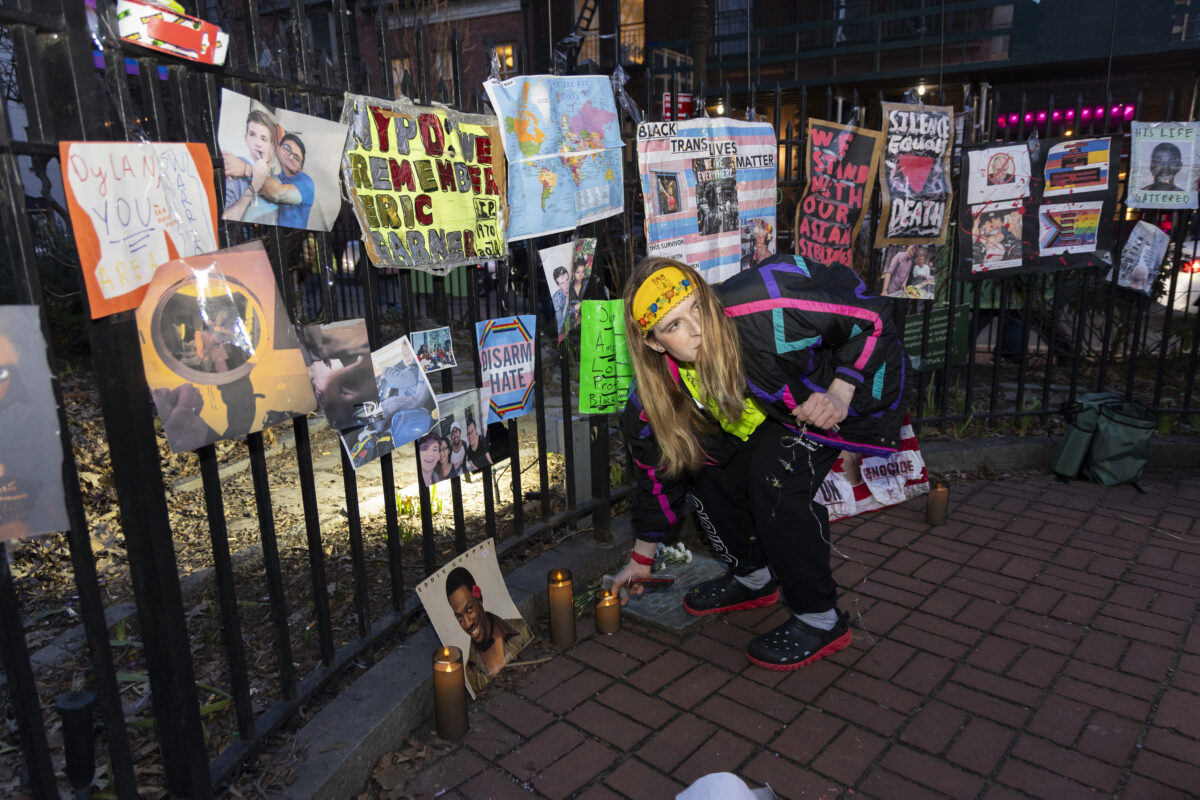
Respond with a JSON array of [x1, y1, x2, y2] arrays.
[[683, 574, 780, 616], [745, 610, 851, 671]]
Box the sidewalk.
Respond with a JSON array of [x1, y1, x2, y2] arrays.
[[377, 470, 1200, 799]]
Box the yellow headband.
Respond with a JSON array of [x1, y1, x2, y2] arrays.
[[632, 266, 695, 333]]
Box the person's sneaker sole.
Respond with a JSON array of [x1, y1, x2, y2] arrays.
[[683, 587, 780, 616], [745, 628, 852, 671]]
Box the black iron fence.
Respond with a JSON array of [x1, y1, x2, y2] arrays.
[[1, 1, 1198, 798]]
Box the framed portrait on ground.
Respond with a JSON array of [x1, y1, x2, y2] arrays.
[[415, 539, 533, 698]]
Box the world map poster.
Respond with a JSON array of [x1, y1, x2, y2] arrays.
[[484, 75, 624, 241]]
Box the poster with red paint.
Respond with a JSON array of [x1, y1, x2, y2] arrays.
[[793, 119, 882, 272], [877, 103, 954, 246], [341, 93, 508, 274]]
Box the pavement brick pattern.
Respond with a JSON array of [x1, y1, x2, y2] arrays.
[[397, 472, 1200, 799]]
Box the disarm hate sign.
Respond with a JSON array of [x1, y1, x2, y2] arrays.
[[342, 93, 508, 274]]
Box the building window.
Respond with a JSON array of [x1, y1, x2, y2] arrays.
[[620, 0, 644, 65], [495, 42, 517, 78]]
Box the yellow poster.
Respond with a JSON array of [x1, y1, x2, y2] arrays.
[[342, 93, 508, 274]]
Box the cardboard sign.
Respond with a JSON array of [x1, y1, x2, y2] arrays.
[[578, 300, 633, 415], [793, 119, 882, 272], [60, 141, 218, 319], [877, 103, 954, 245], [342, 93, 507, 273]]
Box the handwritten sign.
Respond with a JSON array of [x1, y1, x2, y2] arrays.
[[342, 93, 507, 274], [579, 300, 632, 414], [877, 103, 954, 245], [1127, 121, 1200, 210], [793, 119, 882, 272], [60, 141, 217, 319], [476, 316, 537, 424]]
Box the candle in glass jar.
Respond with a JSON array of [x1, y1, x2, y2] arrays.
[[595, 590, 620, 635], [432, 646, 468, 740], [926, 482, 949, 526], [547, 568, 576, 647]]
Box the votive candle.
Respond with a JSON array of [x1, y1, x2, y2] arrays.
[[926, 482, 949, 526], [595, 590, 620, 635], [548, 568, 576, 647], [432, 646, 468, 740]]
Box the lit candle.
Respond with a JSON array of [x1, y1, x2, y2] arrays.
[[926, 482, 949, 526], [595, 590, 620, 635], [547, 568, 576, 648], [432, 646, 468, 741]]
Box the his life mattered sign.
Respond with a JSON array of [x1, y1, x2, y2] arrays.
[[637, 117, 777, 283], [578, 300, 633, 415], [476, 316, 537, 424], [1126, 121, 1200, 210], [877, 102, 954, 246], [341, 93, 507, 274], [794, 119, 883, 272], [60, 141, 218, 319]]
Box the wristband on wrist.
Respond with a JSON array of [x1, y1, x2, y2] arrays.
[[629, 550, 654, 566]]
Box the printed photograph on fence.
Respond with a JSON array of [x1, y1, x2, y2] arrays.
[[1038, 202, 1104, 256], [296, 319, 380, 430], [412, 327, 457, 372], [417, 388, 487, 487], [135, 241, 317, 452], [794, 118, 882, 272], [60, 141, 218, 319], [876, 102, 954, 245], [1043, 138, 1112, 198], [638, 117, 777, 282], [963, 200, 1024, 274], [579, 299, 633, 414], [1113, 220, 1171, 296], [539, 241, 575, 340], [0, 307, 70, 541], [485, 74, 624, 240], [1127, 121, 1200, 209], [964, 143, 1032, 205], [878, 244, 938, 299], [415, 539, 533, 698], [476, 316, 537, 424], [341, 93, 507, 273], [340, 335, 438, 469], [217, 89, 348, 231]]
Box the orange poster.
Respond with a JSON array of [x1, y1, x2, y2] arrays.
[[60, 141, 218, 319]]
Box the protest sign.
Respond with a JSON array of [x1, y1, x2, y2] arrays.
[[341, 93, 507, 273], [1043, 138, 1112, 198], [877, 102, 954, 245], [794, 119, 882, 272], [1127, 121, 1200, 209], [135, 241, 317, 453], [339, 335, 438, 470], [476, 316, 537, 424], [637, 117, 777, 282], [0, 307, 70, 541], [579, 300, 633, 415], [485, 75, 623, 240], [217, 89, 347, 231], [60, 141, 218, 319], [1113, 220, 1171, 296], [116, 0, 229, 65]]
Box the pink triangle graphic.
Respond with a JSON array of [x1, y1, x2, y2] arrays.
[[897, 154, 935, 193]]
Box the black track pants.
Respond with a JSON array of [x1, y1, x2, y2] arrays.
[[687, 420, 840, 615]]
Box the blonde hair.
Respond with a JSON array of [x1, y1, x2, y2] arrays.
[[623, 258, 745, 476]]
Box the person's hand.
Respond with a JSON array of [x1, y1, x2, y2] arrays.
[[221, 151, 246, 178], [250, 158, 269, 192], [792, 378, 854, 431], [611, 541, 656, 605]]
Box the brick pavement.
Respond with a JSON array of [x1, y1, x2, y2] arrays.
[[387, 471, 1200, 799]]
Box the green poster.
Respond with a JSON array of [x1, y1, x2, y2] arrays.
[[579, 300, 633, 414], [903, 305, 970, 368]]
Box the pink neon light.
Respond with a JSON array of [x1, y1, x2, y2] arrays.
[[997, 116, 1007, 127], [1124, 106, 1135, 119], [1037, 111, 1047, 122], [1081, 109, 1091, 118]]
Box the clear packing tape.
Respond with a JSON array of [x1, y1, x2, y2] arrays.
[[610, 64, 642, 126]]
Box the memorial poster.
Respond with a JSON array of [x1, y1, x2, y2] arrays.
[[484, 74, 624, 240], [341, 92, 507, 272], [637, 117, 777, 282], [60, 141, 218, 319], [1113, 220, 1171, 296], [1127, 121, 1200, 210]]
